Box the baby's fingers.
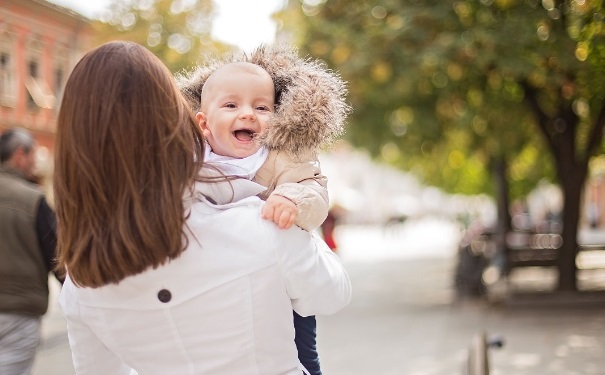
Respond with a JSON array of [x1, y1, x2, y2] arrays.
[[261, 204, 275, 220], [277, 210, 296, 229]]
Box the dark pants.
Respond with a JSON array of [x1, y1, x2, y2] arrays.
[[293, 311, 321, 375]]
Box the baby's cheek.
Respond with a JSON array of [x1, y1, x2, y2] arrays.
[[258, 118, 272, 132]]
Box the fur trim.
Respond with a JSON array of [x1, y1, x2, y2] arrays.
[[176, 44, 350, 159]]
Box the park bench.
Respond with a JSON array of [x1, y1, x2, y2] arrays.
[[505, 232, 561, 269], [506, 232, 605, 271], [455, 229, 605, 297]]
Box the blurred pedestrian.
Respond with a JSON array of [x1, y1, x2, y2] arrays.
[[321, 210, 339, 252], [0, 128, 60, 375], [54, 41, 351, 375]]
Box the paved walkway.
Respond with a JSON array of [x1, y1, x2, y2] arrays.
[[32, 220, 605, 374]]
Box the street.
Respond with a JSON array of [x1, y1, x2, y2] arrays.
[[33, 219, 605, 375], [318, 221, 605, 375]]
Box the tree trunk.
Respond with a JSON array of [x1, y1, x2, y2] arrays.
[[492, 156, 511, 272], [521, 83, 596, 292], [553, 121, 588, 292], [556, 170, 585, 291]]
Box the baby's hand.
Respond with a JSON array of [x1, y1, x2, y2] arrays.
[[262, 195, 298, 229]]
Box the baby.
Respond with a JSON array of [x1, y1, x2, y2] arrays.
[[196, 61, 320, 229], [178, 44, 350, 375]]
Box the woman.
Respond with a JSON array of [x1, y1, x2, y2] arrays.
[[54, 41, 351, 375]]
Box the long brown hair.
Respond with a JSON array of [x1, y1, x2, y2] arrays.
[[54, 41, 204, 287]]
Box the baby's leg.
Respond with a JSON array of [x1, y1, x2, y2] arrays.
[[293, 311, 321, 375]]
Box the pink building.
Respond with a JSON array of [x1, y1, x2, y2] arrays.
[[0, 0, 94, 179]]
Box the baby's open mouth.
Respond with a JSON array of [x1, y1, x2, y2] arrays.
[[233, 129, 256, 142]]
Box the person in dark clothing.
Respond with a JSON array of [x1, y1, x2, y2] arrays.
[[0, 127, 61, 375]]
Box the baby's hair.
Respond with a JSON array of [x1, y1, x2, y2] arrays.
[[199, 61, 276, 112]]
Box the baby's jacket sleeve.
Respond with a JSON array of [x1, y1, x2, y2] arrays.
[[254, 150, 329, 231]]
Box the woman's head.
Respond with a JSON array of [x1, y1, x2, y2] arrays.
[[54, 41, 204, 287]]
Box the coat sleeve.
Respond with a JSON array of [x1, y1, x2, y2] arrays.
[[268, 152, 329, 231], [274, 228, 351, 317], [59, 279, 134, 375]]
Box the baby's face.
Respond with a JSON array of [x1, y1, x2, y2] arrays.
[[197, 63, 275, 159]]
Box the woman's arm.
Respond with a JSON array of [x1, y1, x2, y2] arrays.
[[274, 228, 351, 317]]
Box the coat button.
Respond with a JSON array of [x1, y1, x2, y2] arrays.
[[157, 289, 172, 303]]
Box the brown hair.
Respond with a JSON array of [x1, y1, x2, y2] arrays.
[[54, 41, 204, 287]]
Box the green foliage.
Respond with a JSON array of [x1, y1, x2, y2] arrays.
[[92, 0, 235, 73], [282, 0, 605, 199]]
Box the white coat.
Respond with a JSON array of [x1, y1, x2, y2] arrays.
[[59, 179, 351, 375]]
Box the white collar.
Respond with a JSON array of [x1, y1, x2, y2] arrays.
[[203, 145, 269, 180]]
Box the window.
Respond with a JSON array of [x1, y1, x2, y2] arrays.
[[54, 68, 63, 98], [24, 36, 54, 111], [0, 31, 16, 107], [53, 45, 69, 111], [26, 59, 40, 110]]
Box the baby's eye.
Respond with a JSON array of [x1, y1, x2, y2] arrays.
[[223, 103, 237, 108], [256, 105, 272, 112]]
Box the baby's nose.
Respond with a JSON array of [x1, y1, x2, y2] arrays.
[[240, 107, 256, 120]]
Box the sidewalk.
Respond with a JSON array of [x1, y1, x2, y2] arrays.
[[32, 280, 73, 375], [33, 220, 605, 374]]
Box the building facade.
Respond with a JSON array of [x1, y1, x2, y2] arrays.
[[0, 0, 94, 180]]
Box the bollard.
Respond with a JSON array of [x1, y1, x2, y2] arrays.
[[467, 332, 489, 375], [466, 332, 504, 375]]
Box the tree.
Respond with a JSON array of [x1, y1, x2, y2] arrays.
[[282, 0, 605, 291], [92, 0, 235, 73]]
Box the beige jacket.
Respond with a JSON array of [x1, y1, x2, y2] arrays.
[[254, 151, 328, 231]]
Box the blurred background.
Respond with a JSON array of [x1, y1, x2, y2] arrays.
[[2, 0, 605, 373]]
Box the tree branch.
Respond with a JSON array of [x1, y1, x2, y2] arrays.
[[584, 101, 605, 163], [520, 80, 558, 157]]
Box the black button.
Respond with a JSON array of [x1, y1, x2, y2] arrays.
[[157, 289, 172, 303]]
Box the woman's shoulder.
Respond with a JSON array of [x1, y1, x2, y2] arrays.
[[190, 198, 314, 256]]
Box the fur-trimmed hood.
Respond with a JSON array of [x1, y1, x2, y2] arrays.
[[177, 44, 350, 158]]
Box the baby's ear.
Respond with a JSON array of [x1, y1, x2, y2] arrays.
[[196, 112, 208, 129], [195, 112, 213, 138]]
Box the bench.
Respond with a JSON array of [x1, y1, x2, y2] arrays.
[[506, 232, 605, 270]]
